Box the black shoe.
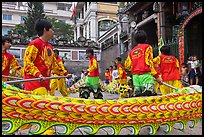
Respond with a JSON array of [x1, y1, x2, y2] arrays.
[[94, 92, 103, 99]]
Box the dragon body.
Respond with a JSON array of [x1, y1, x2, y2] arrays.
[[2, 79, 202, 135]]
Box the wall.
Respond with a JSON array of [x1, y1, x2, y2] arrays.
[[99, 44, 119, 80]]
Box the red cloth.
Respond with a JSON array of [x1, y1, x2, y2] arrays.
[[109, 70, 113, 81], [105, 72, 110, 80], [129, 44, 151, 75], [88, 56, 100, 77], [159, 54, 181, 81], [24, 38, 54, 91], [118, 64, 127, 79], [2, 52, 15, 76]]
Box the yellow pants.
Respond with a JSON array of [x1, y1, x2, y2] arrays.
[[119, 78, 128, 85], [50, 77, 69, 97], [159, 80, 182, 95], [20, 87, 55, 135], [154, 81, 160, 94]]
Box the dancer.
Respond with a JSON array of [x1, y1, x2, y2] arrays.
[[153, 45, 182, 95], [80, 48, 103, 99], [125, 30, 162, 97], [50, 49, 70, 97], [2, 36, 23, 82]]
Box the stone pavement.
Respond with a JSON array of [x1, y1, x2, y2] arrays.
[[3, 91, 202, 135]]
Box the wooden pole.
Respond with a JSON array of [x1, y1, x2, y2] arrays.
[[2, 75, 23, 80], [5, 75, 71, 85]]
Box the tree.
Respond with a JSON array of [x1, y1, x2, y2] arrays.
[[24, 2, 45, 37], [47, 17, 74, 43], [11, 24, 27, 36]]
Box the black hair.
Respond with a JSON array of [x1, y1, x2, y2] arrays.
[[181, 63, 188, 68], [113, 65, 117, 69], [160, 45, 170, 55], [115, 57, 122, 62], [86, 48, 94, 55], [2, 36, 12, 45], [110, 66, 113, 69], [106, 68, 109, 71], [134, 30, 147, 44], [54, 49, 59, 55], [81, 70, 84, 73], [34, 19, 52, 37]]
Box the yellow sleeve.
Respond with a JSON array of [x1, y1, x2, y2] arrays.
[[124, 55, 132, 71], [176, 58, 180, 73], [145, 46, 158, 76], [153, 56, 161, 65], [118, 67, 123, 79], [23, 45, 41, 77], [87, 59, 97, 72], [52, 58, 68, 76], [10, 56, 23, 74]]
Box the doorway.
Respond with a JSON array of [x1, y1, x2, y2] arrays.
[[184, 14, 202, 62]]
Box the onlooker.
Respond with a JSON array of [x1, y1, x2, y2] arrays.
[[105, 68, 110, 85], [81, 70, 85, 79], [112, 65, 118, 81], [180, 63, 189, 87], [109, 66, 113, 82], [187, 55, 202, 85]]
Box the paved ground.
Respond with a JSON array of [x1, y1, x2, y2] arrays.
[[2, 91, 202, 135]]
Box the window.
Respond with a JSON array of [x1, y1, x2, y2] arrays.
[[21, 16, 26, 22], [2, 2, 17, 5], [79, 51, 89, 61], [59, 51, 71, 61], [103, 2, 117, 4], [98, 20, 116, 37], [3, 14, 12, 20], [89, 21, 91, 38], [57, 3, 66, 11], [2, 28, 10, 36], [8, 49, 20, 58]]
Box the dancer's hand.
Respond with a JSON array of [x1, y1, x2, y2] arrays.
[[156, 77, 163, 84], [66, 74, 72, 79], [84, 71, 89, 76], [39, 74, 46, 82]]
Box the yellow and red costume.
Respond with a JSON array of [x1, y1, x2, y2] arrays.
[[2, 51, 23, 82], [153, 64, 162, 94], [117, 64, 127, 85], [125, 44, 159, 96], [81, 56, 101, 99], [23, 38, 66, 95], [50, 57, 69, 97], [153, 54, 182, 94]]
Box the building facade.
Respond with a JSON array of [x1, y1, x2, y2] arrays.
[[73, 2, 119, 42], [72, 2, 120, 79], [118, 2, 202, 64], [2, 2, 73, 35]]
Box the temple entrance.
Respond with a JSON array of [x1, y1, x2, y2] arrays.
[[184, 13, 202, 62]]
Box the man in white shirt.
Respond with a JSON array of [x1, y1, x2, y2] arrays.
[[112, 65, 118, 81]]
